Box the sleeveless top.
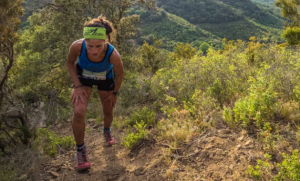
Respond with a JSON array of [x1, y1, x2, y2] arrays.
[[78, 41, 114, 79]]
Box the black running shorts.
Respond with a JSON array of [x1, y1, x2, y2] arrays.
[[76, 64, 115, 91], [78, 77, 115, 91]]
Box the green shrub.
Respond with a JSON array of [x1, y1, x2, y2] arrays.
[[223, 106, 236, 128], [122, 121, 148, 149], [282, 26, 300, 45], [248, 154, 272, 180], [0, 168, 16, 181], [184, 89, 219, 120], [127, 107, 155, 126], [151, 45, 250, 109], [199, 42, 210, 54], [275, 150, 300, 181], [34, 128, 75, 157], [258, 123, 279, 156], [232, 77, 277, 128]]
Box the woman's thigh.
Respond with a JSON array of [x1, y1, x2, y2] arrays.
[[72, 86, 93, 113], [98, 91, 114, 115]]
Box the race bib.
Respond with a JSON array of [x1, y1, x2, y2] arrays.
[[82, 69, 106, 80]]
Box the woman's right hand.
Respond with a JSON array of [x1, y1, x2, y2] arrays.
[[71, 87, 88, 106]]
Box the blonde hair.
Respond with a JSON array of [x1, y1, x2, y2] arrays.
[[84, 15, 115, 42]]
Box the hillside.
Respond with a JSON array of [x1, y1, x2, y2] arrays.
[[131, 9, 222, 49], [20, 0, 285, 49], [133, 0, 285, 49]]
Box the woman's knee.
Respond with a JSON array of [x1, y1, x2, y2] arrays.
[[103, 110, 113, 118], [74, 107, 87, 120]]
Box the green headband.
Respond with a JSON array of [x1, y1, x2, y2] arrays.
[[83, 27, 106, 40]]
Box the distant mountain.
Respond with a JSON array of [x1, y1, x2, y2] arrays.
[[132, 0, 285, 49], [20, 0, 285, 50]]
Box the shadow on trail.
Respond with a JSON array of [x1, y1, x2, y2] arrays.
[[101, 144, 126, 181]]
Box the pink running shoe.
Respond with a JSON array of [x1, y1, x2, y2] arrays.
[[74, 148, 91, 171], [103, 131, 115, 146]]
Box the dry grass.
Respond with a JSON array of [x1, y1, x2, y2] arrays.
[[0, 145, 46, 181]]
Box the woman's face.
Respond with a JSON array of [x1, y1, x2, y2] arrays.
[[85, 39, 105, 57]]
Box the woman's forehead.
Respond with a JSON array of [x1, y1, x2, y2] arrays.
[[85, 39, 105, 45]]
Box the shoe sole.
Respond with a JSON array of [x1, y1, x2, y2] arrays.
[[76, 167, 91, 172], [106, 143, 115, 147]]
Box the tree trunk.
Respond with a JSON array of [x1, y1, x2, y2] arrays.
[[0, 42, 14, 111]]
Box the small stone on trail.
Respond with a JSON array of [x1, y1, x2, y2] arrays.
[[236, 144, 241, 151], [87, 119, 96, 123], [245, 140, 253, 147], [117, 175, 127, 181], [218, 129, 231, 134], [57, 123, 62, 129], [93, 124, 100, 129], [56, 167, 61, 172], [18, 174, 28, 180], [67, 117, 72, 122], [50, 171, 59, 178], [133, 167, 145, 176], [238, 135, 244, 141]]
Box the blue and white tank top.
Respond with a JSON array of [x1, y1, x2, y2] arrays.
[[78, 41, 114, 79]]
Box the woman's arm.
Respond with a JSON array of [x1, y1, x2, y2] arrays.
[[110, 49, 124, 93], [66, 40, 82, 87], [66, 40, 87, 106]]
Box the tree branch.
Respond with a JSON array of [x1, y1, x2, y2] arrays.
[[2, 129, 17, 145]]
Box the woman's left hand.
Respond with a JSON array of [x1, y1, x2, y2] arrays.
[[104, 93, 117, 108]]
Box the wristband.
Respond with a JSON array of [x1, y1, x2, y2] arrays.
[[72, 84, 83, 89], [113, 91, 119, 96]]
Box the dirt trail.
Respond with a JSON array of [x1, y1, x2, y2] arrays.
[[40, 119, 165, 181], [40, 119, 264, 181]]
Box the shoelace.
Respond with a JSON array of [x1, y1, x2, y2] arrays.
[[104, 132, 113, 141], [82, 151, 88, 162], [77, 151, 88, 164]]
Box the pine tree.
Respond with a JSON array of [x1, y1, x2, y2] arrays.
[[0, 0, 24, 152], [275, 0, 300, 45]]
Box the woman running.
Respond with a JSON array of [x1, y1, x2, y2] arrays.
[[66, 15, 124, 171]]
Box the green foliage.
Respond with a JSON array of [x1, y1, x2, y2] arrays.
[[151, 42, 251, 112], [0, 167, 16, 181], [223, 106, 236, 128], [275, 0, 300, 27], [183, 90, 219, 120], [127, 107, 156, 126], [199, 42, 210, 54], [296, 127, 300, 145], [248, 154, 272, 180], [119, 71, 152, 109], [34, 128, 75, 157], [160, 95, 179, 118], [258, 123, 279, 156], [171, 43, 196, 60], [141, 37, 163, 73], [122, 121, 148, 149], [282, 26, 300, 45], [231, 78, 277, 128], [250, 150, 300, 180], [276, 0, 300, 45], [275, 150, 300, 181]]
